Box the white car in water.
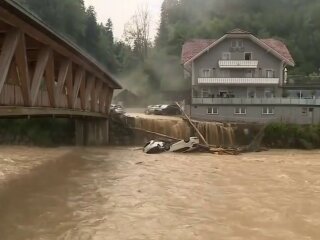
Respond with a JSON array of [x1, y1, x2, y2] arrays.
[[143, 137, 200, 154], [169, 137, 200, 152]]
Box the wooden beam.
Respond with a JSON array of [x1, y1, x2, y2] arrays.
[[55, 60, 71, 105], [79, 73, 86, 110], [30, 47, 50, 106], [99, 85, 107, 113], [86, 76, 95, 110], [15, 31, 31, 106], [72, 68, 84, 108], [92, 79, 103, 112], [0, 29, 19, 95], [0, 8, 115, 88], [105, 87, 113, 113], [8, 61, 19, 85], [44, 49, 55, 107], [65, 62, 73, 108]]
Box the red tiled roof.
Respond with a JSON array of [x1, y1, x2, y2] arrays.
[[181, 36, 294, 65], [181, 39, 216, 64], [261, 38, 294, 64]]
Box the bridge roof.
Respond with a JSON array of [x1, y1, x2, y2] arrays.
[[0, 0, 122, 89]]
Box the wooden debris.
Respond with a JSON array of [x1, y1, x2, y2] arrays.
[[175, 102, 209, 147]]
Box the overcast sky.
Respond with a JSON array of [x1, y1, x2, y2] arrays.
[[84, 0, 163, 41]]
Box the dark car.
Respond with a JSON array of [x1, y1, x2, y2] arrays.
[[154, 104, 181, 115]]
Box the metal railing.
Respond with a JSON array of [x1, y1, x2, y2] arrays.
[[193, 97, 320, 105]]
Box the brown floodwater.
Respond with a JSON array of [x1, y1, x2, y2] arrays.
[[0, 147, 320, 240]]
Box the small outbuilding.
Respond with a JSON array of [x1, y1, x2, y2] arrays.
[[113, 89, 140, 107]]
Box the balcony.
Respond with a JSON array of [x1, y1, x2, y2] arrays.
[[192, 97, 320, 106], [198, 78, 279, 85], [219, 60, 258, 69]]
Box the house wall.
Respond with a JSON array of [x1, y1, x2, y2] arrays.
[[190, 105, 320, 124], [192, 38, 284, 97]]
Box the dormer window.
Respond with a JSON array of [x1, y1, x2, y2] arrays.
[[231, 39, 243, 48]]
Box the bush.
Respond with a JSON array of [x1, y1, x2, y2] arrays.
[[263, 123, 320, 149]]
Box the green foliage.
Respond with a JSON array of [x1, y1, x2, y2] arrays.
[[15, 0, 132, 74], [156, 0, 320, 75], [0, 119, 75, 146], [263, 123, 320, 149]]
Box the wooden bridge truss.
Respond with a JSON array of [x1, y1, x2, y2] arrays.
[[0, 0, 121, 118]]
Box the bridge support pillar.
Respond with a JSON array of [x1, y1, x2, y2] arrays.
[[75, 119, 109, 146]]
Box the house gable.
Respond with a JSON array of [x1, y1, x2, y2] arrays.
[[181, 29, 295, 67], [193, 38, 285, 81]]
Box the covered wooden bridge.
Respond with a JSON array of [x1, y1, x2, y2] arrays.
[[0, 0, 121, 144]]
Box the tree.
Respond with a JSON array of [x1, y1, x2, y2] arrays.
[[155, 0, 180, 48], [123, 4, 151, 62], [84, 6, 99, 55]]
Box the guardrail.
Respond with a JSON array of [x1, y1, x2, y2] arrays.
[[193, 97, 320, 105]]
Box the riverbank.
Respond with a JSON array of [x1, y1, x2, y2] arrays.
[[0, 119, 74, 146], [112, 113, 320, 149], [0, 147, 320, 239]]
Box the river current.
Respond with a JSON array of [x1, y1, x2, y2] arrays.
[[0, 147, 320, 239]]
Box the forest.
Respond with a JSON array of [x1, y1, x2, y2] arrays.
[[16, 0, 320, 97]]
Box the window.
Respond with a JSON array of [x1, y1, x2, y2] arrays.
[[302, 107, 308, 116], [244, 52, 252, 60], [219, 90, 228, 98], [247, 88, 256, 98], [207, 107, 219, 115], [266, 70, 274, 78], [231, 40, 237, 48], [245, 69, 254, 78], [212, 68, 216, 77], [262, 107, 275, 115], [202, 88, 210, 98], [231, 40, 243, 48], [264, 88, 274, 98], [222, 52, 231, 60], [238, 40, 243, 48], [234, 107, 246, 115], [202, 69, 211, 78]]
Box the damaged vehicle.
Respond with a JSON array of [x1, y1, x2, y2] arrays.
[[169, 137, 200, 152], [143, 140, 171, 154], [143, 137, 201, 154]]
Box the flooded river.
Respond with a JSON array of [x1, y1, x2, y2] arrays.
[[0, 147, 320, 239]]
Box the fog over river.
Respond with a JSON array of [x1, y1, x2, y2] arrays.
[[0, 147, 320, 239]]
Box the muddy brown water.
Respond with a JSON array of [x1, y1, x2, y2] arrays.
[[0, 147, 320, 239]]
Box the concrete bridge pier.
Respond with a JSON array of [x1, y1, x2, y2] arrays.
[[75, 119, 109, 146]]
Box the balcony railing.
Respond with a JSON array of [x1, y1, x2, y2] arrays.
[[198, 78, 279, 85], [218, 60, 259, 69], [193, 97, 320, 106]]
